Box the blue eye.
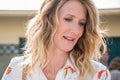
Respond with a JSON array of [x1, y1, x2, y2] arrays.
[[64, 18, 72, 22]]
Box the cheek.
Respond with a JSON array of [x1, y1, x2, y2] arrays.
[[56, 24, 68, 36], [81, 28, 84, 35], [53, 26, 65, 42], [78, 27, 84, 38]]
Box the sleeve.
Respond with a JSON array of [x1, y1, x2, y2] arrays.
[[110, 70, 120, 80], [96, 63, 111, 80], [1, 57, 23, 80]]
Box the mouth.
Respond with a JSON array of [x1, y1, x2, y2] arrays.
[[63, 36, 75, 42]]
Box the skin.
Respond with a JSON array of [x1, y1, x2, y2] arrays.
[[101, 51, 109, 63], [43, 0, 87, 80]]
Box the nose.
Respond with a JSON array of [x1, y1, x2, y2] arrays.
[[70, 22, 81, 35]]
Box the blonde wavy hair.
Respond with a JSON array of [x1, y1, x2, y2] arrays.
[[23, 0, 106, 80]]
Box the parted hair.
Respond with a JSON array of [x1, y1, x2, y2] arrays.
[[23, 0, 106, 80]]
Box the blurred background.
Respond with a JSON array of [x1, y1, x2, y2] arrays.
[[0, 0, 120, 79]]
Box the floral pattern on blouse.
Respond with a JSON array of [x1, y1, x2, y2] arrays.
[[2, 56, 111, 80], [64, 65, 76, 78], [6, 67, 12, 75], [98, 68, 108, 79]]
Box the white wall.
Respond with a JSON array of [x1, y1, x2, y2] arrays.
[[0, 16, 31, 44]]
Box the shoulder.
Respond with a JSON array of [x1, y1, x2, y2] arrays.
[[9, 56, 24, 66], [1, 56, 24, 80], [6, 56, 24, 70], [91, 60, 111, 80], [110, 70, 120, 75], [92, 60, 106, 70], [110, 70, 120, 80]]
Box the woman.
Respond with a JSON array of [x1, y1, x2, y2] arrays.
[[109, 57, 120, 80], [2, 0, 111, 80]]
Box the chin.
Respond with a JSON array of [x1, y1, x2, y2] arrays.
[[63, 47, 74, 52]]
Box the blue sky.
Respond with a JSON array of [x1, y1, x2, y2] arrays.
[[0, 0, 120, 10]]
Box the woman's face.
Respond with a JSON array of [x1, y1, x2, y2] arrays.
[[53, 0, 87, 52]]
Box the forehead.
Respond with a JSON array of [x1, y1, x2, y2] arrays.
[[58, 0, 87, 18]]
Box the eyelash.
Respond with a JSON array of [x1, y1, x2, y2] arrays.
[[79, 22, 86, 27], [64, 18, 86, 27], [64, 18, 72, 21]]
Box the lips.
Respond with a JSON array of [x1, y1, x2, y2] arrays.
[[63, 36, 75, 41]]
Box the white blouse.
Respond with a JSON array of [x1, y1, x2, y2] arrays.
[[2, 56, 111, 80]]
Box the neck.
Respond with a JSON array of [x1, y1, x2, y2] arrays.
[[44, 45, 69, 73], [47, 52, 69, 70]]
